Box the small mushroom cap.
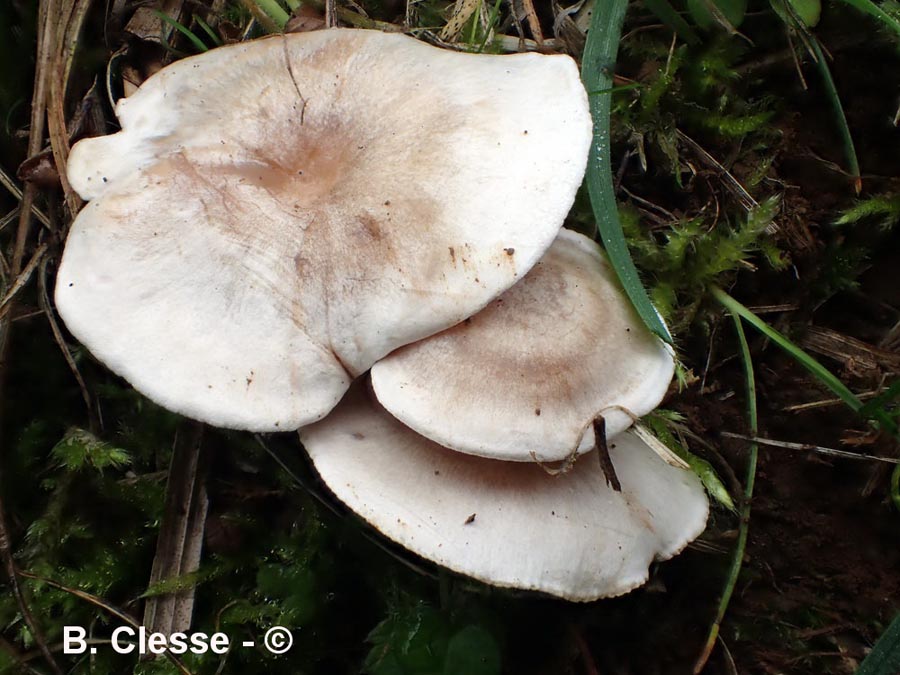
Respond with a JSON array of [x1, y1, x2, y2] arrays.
[[56, 29, 592, 431], [370, 229, 675, 462], [300, 385, 709, 601]]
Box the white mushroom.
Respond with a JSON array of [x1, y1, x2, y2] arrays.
[[300, 384, 709, 602], [55, 29, 592, 431], [371, 229, 675, 462]]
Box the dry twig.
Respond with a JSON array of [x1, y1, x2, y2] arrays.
[[38, 257, 95, 426], [0, 0, 63, 670]]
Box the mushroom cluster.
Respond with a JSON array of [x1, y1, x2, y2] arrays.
[[303, 230, 708, 600], [56, 28, 708, 602]]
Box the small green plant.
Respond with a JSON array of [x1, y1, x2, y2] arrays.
[[620, 197, 784, 330], [641, 0, 900, 193], [645, 411, 736, 509], [365, 600, 502, 675], [836, 193, 900, 230]]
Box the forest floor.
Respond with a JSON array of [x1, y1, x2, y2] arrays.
[[0, 0, 898, 674]]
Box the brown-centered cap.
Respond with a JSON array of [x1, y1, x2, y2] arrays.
[[55, 29, 592, 430], [371, 229, 675, 462]]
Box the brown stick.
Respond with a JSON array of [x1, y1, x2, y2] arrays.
[[38, 258, 95, 428], [520, 0, 544, 45], [592, 416, 621, 492], [10, 0, 53, 275], [143, 422, 209, 639]]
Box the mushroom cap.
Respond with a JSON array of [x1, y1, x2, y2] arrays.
[[55, 29, 592, 431], [300, 384, 709, 601], [370, 229, 675, 462]]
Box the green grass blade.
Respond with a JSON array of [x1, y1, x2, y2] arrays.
[[809, 35, 862, 193], [833, 0, 900, 36], [193, 15, 223, 47], [712, 286, 862, 410], [857, 614, 900, 675], [153, 11, 209, 52], [581, 0, 673, 343], [892, 464, 900, 512], [467, 0, 483, 45], [857, 379, 900, 418], [713, 291, 900, 511], [711, 287, 899, 435], [253, 0, 291, 28], [477, 0, 504, 52], [642, 0, 701, 44]]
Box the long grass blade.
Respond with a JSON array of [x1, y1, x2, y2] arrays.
[[856, 613, 900, 675], [193, 15, 223, 47], [477, 0, 504, 52], [581, 0, 673, 343], [709, 287, 900, 434], [808, 35, 862, 193], [153, 11, 210, 52], [642, 0, 701, 45], [832, 0, 900, 36], [694, 313, 758, 673]]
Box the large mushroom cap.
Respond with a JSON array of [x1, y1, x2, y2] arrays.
[[300, 385, 709, 601], [370, 229, 675, 462], [56, 29, 592, 431]]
